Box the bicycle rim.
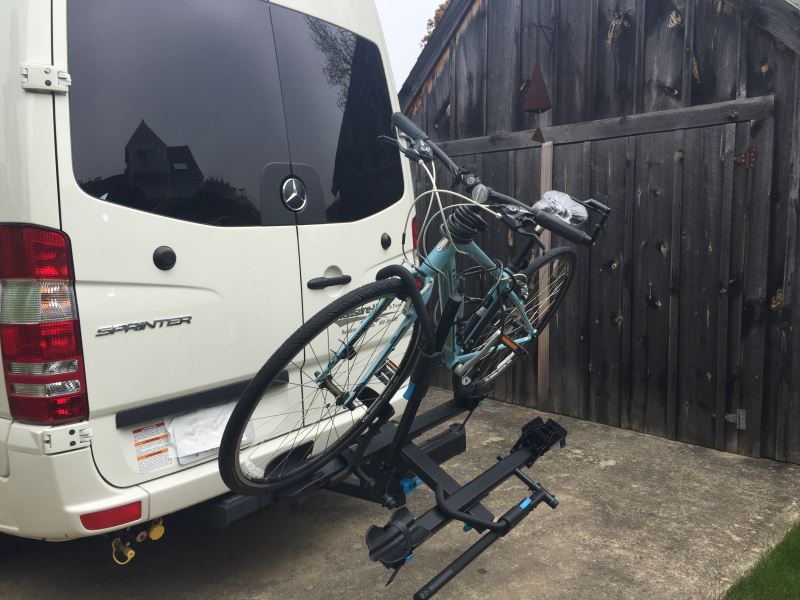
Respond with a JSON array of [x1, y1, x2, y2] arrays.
[[220, 279, 420, 494]]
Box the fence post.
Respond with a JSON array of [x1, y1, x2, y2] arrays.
[[537, 142, 554, 406]]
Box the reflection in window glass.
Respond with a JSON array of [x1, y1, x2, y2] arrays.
[[67, 0, 290, 227], [270, 6, 404, 224]]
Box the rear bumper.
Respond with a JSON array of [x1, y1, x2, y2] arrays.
[[0, 395, 411, 541], [0, 441, 233, 541], [0, 445, 147, 540]]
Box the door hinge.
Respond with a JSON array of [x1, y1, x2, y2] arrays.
[[20, 63, 71, 94], [724, 409, 746, 431], [734, 147, 757, 170], [41, 425, 92, 454]]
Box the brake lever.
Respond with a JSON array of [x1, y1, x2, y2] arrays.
[[378, 134, 436, 163], [377, 135, 400, 149]]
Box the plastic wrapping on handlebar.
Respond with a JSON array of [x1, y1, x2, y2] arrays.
[[391, 112, 428, 141], [532, 209, 594, 246]]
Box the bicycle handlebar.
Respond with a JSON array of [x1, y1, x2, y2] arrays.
[[391, 112, 428, 141], [391, 112, 603, 246], [482, 187, 593, 245], [391, 112, 463, 177], [527, 207, 594, 245]]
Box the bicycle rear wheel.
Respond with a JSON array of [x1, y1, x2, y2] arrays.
[[458, 246, 576, 389], [219, 279, 421, 496]]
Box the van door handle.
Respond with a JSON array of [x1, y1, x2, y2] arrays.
[[307, 275, 352, 290]]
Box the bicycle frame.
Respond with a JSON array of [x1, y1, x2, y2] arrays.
[[415, 238, 537, 368], [315, 235, 539, 408]]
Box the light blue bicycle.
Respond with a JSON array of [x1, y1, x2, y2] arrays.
[[219, 112, 609, 497]]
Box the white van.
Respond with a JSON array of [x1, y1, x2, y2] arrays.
[[0, 0, 413, 541]]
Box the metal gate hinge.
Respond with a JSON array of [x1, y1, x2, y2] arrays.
[[41, 425, 92, 454], [724, 409, 746, 431], [734, 147, 757, 170], [20, 63, 71, 94]]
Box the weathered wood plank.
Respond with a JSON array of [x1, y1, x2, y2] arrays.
[[620, 135, 637, 430], [511, 147, 542, 408], [748, 29, 798, 461], [549, 142, 590, 418], [739, 117, 773, 458], [737, 16, 751, 99], [424, 42, 454, 144], [585, 0, 600, 122], [486, 0, 521, 135], [587, 136, 629, 426], [555, 0, 593, 124], [631, 130, 680, 437], [666, 131, 685, 440], [724, 121, 751, 454], [642, 0, 687, 112], [580, 141, 593, 420], [537, 142, 554, 412], [453, 0, 487, 139], [399, 0, 477, 113], [714, 124, 736, 450], [680, 0, 695, 107], [595, 0, 638, 119], [786, 62, 800, 463], [633, 0, 646, 114], [743, 0, 800, 57], [629, 133, 652, 433], [691, 0, 741, 105], [677, 125, 726, 449], [438, 96, 775, 156]]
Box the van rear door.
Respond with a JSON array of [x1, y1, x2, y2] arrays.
[[269, 2, 414, 319], [53, 0, 304, 487]]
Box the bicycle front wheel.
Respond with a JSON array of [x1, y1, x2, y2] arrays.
[[219, 279, 421, 496]]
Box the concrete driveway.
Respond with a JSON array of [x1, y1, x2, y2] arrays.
[[2, 388, 799, 599]]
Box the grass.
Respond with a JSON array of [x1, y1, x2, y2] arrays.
[[724, 522, 800, 600]]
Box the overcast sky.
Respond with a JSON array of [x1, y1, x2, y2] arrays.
[[375, 0, 443, 89]]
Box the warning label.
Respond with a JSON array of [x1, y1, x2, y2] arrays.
[[132, 421, 172, 474]]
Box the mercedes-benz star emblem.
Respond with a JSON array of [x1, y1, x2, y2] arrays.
[[281, 177, 307, 212]]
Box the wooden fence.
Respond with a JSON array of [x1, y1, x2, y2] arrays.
[[423, 96, 782, 459]]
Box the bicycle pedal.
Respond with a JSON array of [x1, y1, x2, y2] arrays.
[[498, 334, 527, 356]]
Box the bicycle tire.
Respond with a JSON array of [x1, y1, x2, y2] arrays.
[[458, 246, 577, 389], [219, 279, 421, 496]]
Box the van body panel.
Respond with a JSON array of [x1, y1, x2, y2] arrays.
[[52, 0, 306, 487], [0, 419, 9, 477], [0, 443, 147, 540], [4, 0, 418, 523], [268, 1, 415, 317], [0, 0, 61, 425], [0, 0, 60, 232]]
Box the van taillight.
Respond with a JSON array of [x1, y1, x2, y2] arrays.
[[0, 225, 88, 424], [411, 215, 420, 250]]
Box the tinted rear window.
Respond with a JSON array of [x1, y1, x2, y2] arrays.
[[270, 6, 404, 224], [67, 0, 291, 227]]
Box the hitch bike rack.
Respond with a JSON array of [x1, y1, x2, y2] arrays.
[[207, 266, 567, 599]]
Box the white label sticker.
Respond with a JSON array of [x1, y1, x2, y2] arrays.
[[133, 421, 172, 474], [168, 401, 253, 466]]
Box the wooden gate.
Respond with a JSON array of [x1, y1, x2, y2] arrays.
[[433, 96, 775, 457]]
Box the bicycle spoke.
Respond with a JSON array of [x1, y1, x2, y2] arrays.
[[233, 290, 416, 486]]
